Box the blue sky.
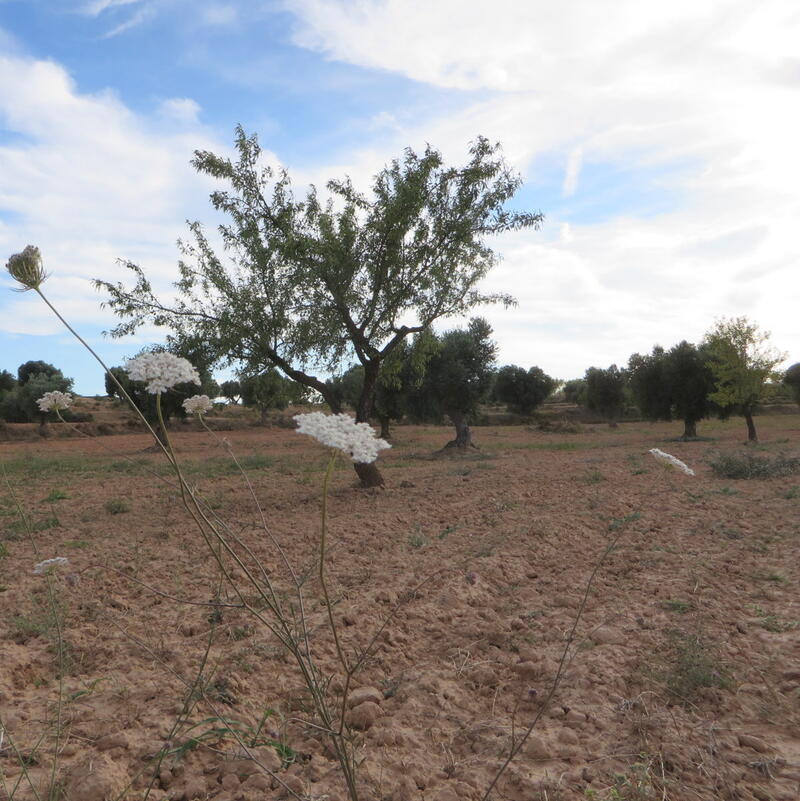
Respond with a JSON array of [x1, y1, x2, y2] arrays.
[[1, 0, 797, 394]]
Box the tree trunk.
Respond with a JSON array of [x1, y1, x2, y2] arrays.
[[379, 416, 391, 440], [259, 406, 269, 425], [353, 362, 385, 488], [444, 412, 477, 449], [682, 419, 698, 439], [744, 409, 758, 442]]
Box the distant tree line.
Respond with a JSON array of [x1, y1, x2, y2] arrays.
[[3, 317, 796, 450], [565, 317, 791, 442]]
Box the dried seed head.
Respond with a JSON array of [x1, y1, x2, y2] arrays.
[[6, 245, 47, 291]]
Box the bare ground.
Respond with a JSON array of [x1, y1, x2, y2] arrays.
[[1, 411, 799, 801]]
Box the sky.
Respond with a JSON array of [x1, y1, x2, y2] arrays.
[[0, 0, 798, 395]]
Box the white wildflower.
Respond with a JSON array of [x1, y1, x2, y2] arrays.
[[294, 412, 391, 463], [183, 394, 214, 415], [36, 391, 73, 412], [125, 352, 200, 394], [649, 448, 695, 476], [33, 556, 69, 575]]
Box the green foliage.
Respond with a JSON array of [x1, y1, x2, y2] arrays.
[[562, 377, 587, 405], [494, 364, 557, 415], [95, 128, 541, 435], [17, 360, 59, 385], [220, 379, 242, 403], [627, 341, 716, 436], [662, 630, 731, 704], [240, 369, 306, 418], [106, 362, 196, 426], [784, 362, 800, 406], [703, 317, 785, 437], [408, 318, 497, 427], [105, 499, 131, 515], [0, 369, 16, 393], [709, 451, 800, 479], [0, 370, 74, 423], [325, 365, 364, 410], [585, 365, 626, 422], [105, 344, 214, 426]]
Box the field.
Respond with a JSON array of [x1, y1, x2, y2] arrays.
[[1, 410, 799, 801]]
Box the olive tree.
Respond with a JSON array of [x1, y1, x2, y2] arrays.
[[703, 317, 785, 442], [494, 365, 557, 416], [220, 380, 242, 404], [408, 318, 496, 449], [628, 341, 715, 438], [784, 363, 800, 407], [585, 365, 626, 425], [241, 369, 306, 423], [96, 127, 542, 486]]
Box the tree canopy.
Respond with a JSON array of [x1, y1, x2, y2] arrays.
[[627, 341, 715, 438], [703, 317, 785, 442], [18, 360, 59, 385], [240, 369, 306, 422], [585, 365, 626, 424], [494, 364, 557, 416], [408, 318, 496, 448], [1, 370, 73, 424], [96, 127, 542, 486]]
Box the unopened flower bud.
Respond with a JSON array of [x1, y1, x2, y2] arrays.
[[6, 245, 47, 291]]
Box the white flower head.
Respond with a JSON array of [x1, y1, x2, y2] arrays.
[[294, 412, 391, 463], [33, 556, 69, 575], [649, 448, 695, 476], [183, 394, 213, 415], [36, 391, 73, 413], [125, 353, 200, 394]]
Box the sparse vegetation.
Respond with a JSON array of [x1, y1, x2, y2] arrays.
[[710, 451, 800, 479]]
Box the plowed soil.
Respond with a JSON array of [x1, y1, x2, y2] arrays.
[[1, 411, 799, 801]]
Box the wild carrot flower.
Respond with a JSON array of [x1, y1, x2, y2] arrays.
[[183, 394, 213, 415], [294, 412, 390, 463], [33, 556, 69, 575], [125, 352, 200, 394], [36, 391, 73, 412], [6, 245, 47, 291], [649, 448, 695, 476]]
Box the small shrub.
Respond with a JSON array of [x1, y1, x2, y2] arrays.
[[105, 499, 131, 515], [663, 631, 731, 703], [710, 452, 800, 480]]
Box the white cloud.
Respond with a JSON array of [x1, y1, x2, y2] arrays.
[[158, 97, 202, 124], [200, 3, 238, 26], [0, 50, 223, 337], [100, 5, 153, 37], [561, 147, 583, 197], [82, 0, 143, 16], [284, 0, 800, 375]]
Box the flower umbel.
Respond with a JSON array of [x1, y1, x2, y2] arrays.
[[6, 245, 47, 291], [183, 394, 213, 415], [649, 448, 695, 476], [125, 352, 200, 394], [294, 412, 391, 463], [37, 391, 73, 413], [33, 557, 69, 575]]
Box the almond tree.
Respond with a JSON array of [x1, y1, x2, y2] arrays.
[[703, 317, 785, 442], [96, 127, 542, 486]]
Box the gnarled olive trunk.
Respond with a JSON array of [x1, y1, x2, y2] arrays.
[[379, 415, 391, 441], [682, 419, 698, 439], [444, 411, 477, 449], [744, 409, 758, 442]]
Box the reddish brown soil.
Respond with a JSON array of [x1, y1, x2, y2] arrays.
[[1, 412, 799, 801]]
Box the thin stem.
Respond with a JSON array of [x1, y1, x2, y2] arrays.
[[35, 288, 174, 459]]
